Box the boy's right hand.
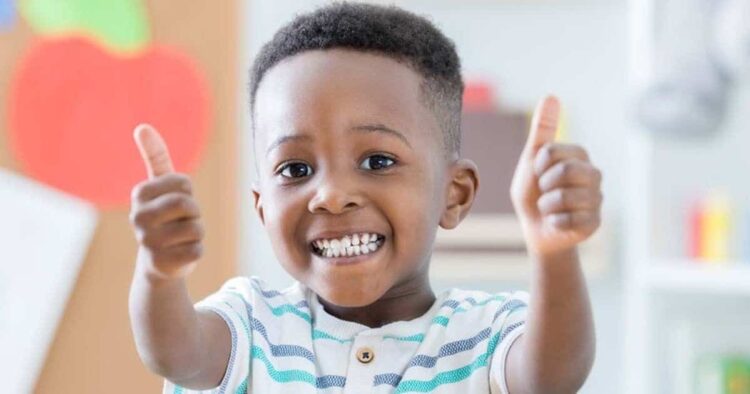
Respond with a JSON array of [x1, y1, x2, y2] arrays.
[[129, 124, 204, 279]]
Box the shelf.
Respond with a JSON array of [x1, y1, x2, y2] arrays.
[[643, 261, 750, 295], [431, 219, 613, 282]]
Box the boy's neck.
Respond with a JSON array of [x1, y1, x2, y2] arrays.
[[317, 276, 436, 329]]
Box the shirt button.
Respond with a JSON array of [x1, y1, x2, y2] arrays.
[[356, 347, 375, 364]]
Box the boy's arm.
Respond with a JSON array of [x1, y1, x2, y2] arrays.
[[128, 124, 232, 389], [504, 96, 600, 393], [129, 260, 231, 388], [504, 249, 594, 394]]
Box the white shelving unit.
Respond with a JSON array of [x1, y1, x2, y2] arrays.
[[624, 132, 750, 393], [624, 0, 750, 392], [645, 262, 750, 296]]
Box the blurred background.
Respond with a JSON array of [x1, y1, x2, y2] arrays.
[[1, 0, 749, 393]]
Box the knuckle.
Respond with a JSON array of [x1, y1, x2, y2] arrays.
[[178, 175, 193, 193], [552, 213, 572, 228], [183, 200, 198, 216], [132, 209, 151, 227], [584, 189, 598, 206], [555, 189, 568, 207], [559, 161, 574, 177], [194, 223, 205, 240], [191, 243, 204, 258], [166, 173, 193, 193], [180, 243, 203, 262], [131, 182, 148, 202], [593, 167, 603, 183], [165, 193, 188, 209], [536, 196, 548, 212], [544, 143, 558, 158], [176, 196, 190, 211], [140, 232, 159, 249], [535, 145, 553, 168]]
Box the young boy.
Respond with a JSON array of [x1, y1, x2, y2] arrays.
[[129, 3, 601, 393]]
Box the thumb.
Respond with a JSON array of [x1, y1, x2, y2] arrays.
[[523, 95, 561, 156], [134, 123, 174, 178]]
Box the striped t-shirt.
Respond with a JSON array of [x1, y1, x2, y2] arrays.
[[164, 276, 528, 394]]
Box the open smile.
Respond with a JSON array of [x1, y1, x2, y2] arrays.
[[310, 232, 386, 258]]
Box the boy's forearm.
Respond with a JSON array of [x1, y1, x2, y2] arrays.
[[128, 251, 204, 382], [516, 247, 595, 393]]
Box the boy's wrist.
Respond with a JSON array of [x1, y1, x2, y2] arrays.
[[527, 246, 580, 267], [135, 249, 188, 288]]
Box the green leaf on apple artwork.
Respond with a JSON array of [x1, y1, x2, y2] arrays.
[[19, 0, 150, 53]]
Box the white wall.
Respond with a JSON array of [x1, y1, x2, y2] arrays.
[[239, 1, 629, 392]]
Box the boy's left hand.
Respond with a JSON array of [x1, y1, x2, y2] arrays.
[[510, 95, 603, 256]]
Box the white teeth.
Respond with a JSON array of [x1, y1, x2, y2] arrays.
[[313, 232, 384, 258]]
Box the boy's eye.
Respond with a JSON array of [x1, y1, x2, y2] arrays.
[[359, 154, 396, 171], [278, 162, 313, 178]]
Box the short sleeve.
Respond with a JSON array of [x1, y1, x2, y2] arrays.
[[488, 291, 529, 394], [163, 277, 253, 394]]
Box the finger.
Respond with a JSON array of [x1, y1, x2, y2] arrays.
[[137, 218, 204, 249], [537, 187, 603, 215], [131, 174, 193, 204], [130, 192, 200, 228], [523, 95, 561, 156], [544, 210, 600, 231], [134, 123, 174, 178], [538, 160, 601, 192], [534, 143, 590, 177]]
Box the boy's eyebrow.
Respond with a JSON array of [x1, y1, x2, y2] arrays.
[[265, 124, 412, 156], [266, 134, 313, 156], [351, 123, 412, 148]]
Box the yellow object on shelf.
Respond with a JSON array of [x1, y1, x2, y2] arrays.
[[701, 193, 731, 263]]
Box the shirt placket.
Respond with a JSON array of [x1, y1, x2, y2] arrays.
[[343, 333, 380, 393]]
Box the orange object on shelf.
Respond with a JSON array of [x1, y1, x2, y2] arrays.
[[687, 193, 732, 263], [688, 198, 704, 260]]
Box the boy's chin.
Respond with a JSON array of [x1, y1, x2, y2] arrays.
[[315, 282, 386, 308]]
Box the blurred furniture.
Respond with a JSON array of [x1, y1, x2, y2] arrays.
[[625, 0, 750, 392]]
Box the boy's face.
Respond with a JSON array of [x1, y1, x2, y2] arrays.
[[253, 49, 474, 307]]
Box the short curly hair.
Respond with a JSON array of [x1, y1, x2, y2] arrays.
[[249, 2, 464, 155]]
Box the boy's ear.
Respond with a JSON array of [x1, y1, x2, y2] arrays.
[[439, 159, 479, 230], [251, 181, 265, 225]]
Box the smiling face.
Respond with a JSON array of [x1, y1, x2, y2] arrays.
[[252, 49, 475, 308]]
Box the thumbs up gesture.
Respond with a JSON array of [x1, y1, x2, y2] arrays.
[[510, 96, 602, 256], [129, 124, 204, 279]]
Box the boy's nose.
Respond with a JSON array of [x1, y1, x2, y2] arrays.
[[308, 176, 363, 215]]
